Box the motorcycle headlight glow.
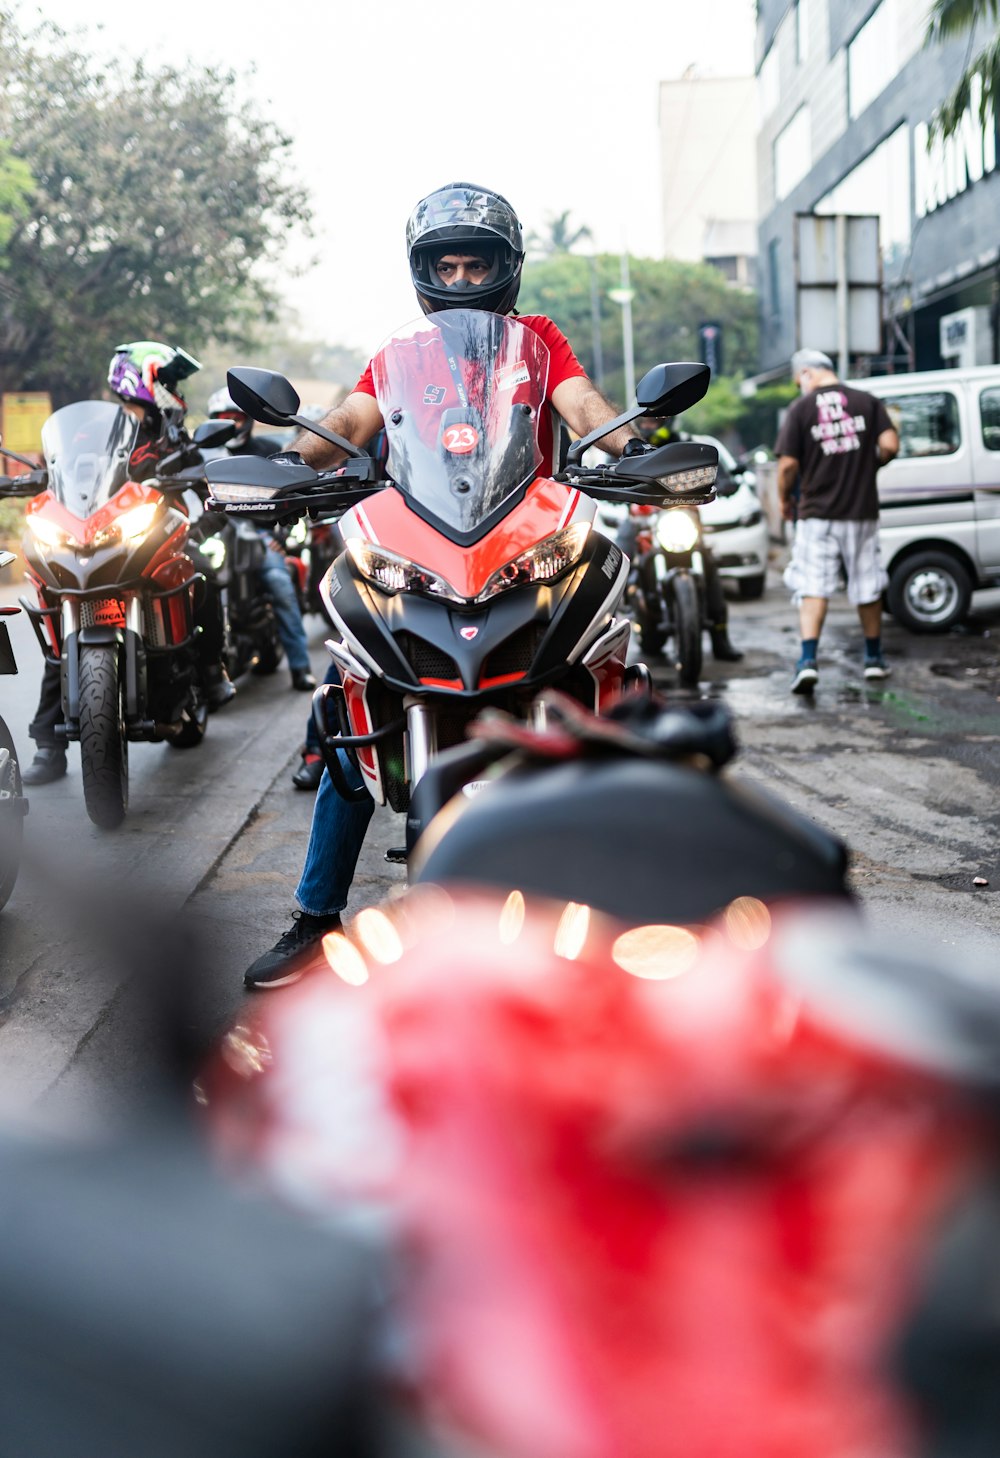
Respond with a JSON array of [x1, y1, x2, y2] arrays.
[[475, 522, 591, 603], [116, 502, 160, 542], [27, 516, 82, 551], [655, 510, 700, 554], [661, 465, 718, 494], [199, 534, 227, 571], [347, 539, 465, 602]]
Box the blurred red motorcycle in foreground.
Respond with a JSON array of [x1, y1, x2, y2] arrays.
[[201, 696, 1000, 1458]]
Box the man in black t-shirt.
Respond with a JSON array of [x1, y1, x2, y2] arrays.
[[775, 349, 899, 695]]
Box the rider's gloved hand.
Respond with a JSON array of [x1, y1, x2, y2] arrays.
[[621, 438, 652, 458], [270, 451, 308, 468]]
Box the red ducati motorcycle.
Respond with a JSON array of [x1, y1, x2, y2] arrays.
[[207, 310, 718, 833], [3, 402, 208, 828]]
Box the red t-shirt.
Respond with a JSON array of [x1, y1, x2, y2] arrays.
[[352, 313, 586, 470]]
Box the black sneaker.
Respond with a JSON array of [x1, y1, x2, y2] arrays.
[[243, 911, 342, 990]]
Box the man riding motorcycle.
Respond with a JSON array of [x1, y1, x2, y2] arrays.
[[21, 342, 235, 787], [243, 181, 645, 989], [207, 389, 316, 693]]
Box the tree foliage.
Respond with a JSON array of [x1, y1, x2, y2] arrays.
[[0, 141, 33, 256], [925, 0, 1000, 140], [0, 9, 313, 403], [517, 252, 759, 412]]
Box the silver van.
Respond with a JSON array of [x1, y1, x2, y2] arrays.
[[851, 366, 1000, 632]]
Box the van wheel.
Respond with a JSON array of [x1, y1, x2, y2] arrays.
[[887, 550, 972, 634]]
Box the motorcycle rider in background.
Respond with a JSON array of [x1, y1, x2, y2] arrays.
[[243, 181, 645, 988], [22, 342, 235, 787], [616, 418, 743, 663], [207, 389, 316, 693]]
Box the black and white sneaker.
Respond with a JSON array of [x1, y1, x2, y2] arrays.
[[790, 658, 818, 695], [243, 911, 342, 990]]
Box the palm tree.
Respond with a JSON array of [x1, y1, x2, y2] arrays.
[[925, 0, 1000, 140], [525, 210, 593, 259]]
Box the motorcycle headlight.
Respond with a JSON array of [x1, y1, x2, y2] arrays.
[[655, 510, 700, 553], [347, 539, 465, 602], [27, 515, 82, 551], [475, 522, 590, 603], [116, 501, 160, 542], [199, 534, 227, 571]]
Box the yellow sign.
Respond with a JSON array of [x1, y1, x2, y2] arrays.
[[2, 393, 52, 456]]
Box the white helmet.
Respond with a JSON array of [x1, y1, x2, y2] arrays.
[[207, 386, 252, 448]]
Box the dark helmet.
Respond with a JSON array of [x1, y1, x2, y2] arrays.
[[406, 182, 525, 316]]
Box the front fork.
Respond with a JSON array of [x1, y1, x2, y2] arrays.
[[58, 593, 146, 739]]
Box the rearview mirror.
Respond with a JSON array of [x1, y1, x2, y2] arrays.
[[635, 362, 711, 416], [227, 367, 301, 427], [193, 419, 236, 448]]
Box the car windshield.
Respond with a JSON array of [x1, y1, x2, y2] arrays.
[[40, 402, 138, 520], [371, 310, 549, 534]]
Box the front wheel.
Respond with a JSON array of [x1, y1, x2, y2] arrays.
[[0, 718, 25, 911], [79, 645, 128, 829], [671, 572, 703, 687], [887, 550, 972, 633]]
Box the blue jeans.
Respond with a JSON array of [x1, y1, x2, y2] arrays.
[[295, 751, 375, 917], [259, 548, 311, 673], [305, 661, 341, 755]]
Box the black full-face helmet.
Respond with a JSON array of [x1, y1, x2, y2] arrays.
[[406, 182, 525, 316]]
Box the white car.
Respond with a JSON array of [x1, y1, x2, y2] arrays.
[[693, 436, 769, 600]]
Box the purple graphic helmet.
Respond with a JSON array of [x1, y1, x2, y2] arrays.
[[107, 341, 201, 415]]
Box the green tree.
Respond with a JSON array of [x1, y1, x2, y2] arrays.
[[925, 0, 1000, 140], [517, 251, 759, 411], [0, 141, 33, 256], [0, 10, 313, 404]]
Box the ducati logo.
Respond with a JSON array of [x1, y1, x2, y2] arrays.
[[460, 626, 479, 640]]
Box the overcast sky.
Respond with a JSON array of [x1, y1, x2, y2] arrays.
[[16, 0, 757, 355]]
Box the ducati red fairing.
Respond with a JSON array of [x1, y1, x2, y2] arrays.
[[18, 401, 208, 826], [200, 891, 995, 1458], [315, 311, 633, 811]]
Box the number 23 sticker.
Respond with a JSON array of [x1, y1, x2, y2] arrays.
[[442, 424, 479, 454]]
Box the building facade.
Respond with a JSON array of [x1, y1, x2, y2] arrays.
[[756, 0, 1000, 375], [660, 74, 759, 286]]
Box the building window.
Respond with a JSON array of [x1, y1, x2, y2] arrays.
[[774, 106, 811, 200], [758, 44, 779, 120], [814, 124, 910, 276], [885, 392, 961, 458], [848, 1, 898, 120], [795, 0, 810, 64], [981, 387, 1000, 451]]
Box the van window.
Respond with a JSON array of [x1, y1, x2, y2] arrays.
[[980, 387, 1000, 451], [884, 391, 961, 458]]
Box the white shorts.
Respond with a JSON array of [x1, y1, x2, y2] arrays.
[[783, 517, 888, 606]]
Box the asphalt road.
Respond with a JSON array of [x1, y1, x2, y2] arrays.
[[0, 560, 997, 1131]]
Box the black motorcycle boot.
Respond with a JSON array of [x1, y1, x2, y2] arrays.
[[21, 747, 68, 785], [290, 668, 317, 692], [204, 664, 236, 712], [291, 753, 324, 791], [710, 625, 744, 662], [244, 911, 342, 990]]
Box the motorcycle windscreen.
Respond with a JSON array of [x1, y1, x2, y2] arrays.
[[40, 402, 138, 520], [371, 310, 549, 534]]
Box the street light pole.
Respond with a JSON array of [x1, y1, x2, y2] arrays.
[[588, 253, 605, 391], [608, 253, 637, 406]]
